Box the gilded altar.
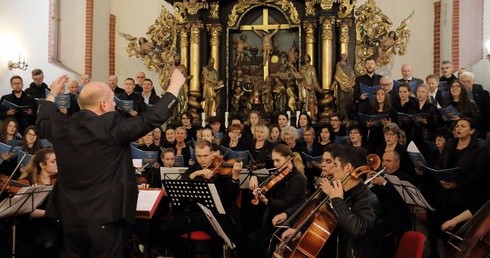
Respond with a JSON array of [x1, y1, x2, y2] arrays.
[[120, 0, 413, 124]]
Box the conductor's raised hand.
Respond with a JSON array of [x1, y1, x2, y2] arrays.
[[50, 75, 69, 95], [166, 67, 187, 97]]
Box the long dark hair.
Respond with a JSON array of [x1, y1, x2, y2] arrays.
[[19, 148, 55, 185], [272, 144, 304, 174], [22, 126, 40, 154], [444, 80, 475, 117], [1, 117, 18, 143]]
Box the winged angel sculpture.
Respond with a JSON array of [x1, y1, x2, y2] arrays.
[[118, 7, 178, 90], [354, 0, 414, 74]]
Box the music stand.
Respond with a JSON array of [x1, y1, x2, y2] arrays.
[[161, 179, 225, 257], [0, 186, 53, 257], [384, 174, 435, 211]]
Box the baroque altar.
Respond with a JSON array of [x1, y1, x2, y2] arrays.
[[121, 0, 413, 124]]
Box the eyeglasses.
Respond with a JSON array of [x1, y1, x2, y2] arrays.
[[384, 132, 396, 137]]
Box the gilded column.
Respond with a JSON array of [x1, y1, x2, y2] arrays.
[[206, 24, 222, 72], [178, 24, 190, 70], [189, 21, 203, 93], [338, 20, 351, 55], [303, 21, 316, 66], [321, 17, 334, 89]]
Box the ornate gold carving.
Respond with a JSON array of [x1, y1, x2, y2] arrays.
[[173, 0, 209, 23], [228, 0, 258, 27], [178, 24, 191, 47], [338, 20, 350, 44], [338, 0, 355, 18], [321, 17, 334, 41], [190, 22, 203, 45], [305, 0, 316, 17], [354, 0, 414, 74], [119, 6, 178, 90], [228, 0, 300, 27], [273, 1, 300, 24], [303, 21, 316, 45], [207, 24, 222, 46], [209, 2, 219, 19], [319, 0, 333, 10]]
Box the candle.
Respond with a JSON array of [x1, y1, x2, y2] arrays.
[[287, 111, 291, 126], [212, 112, 216, 117], [201, 112, 206, 128], [296, 111, 300, 127], [225, 111, 229, 128], [18, 53, 21, 63]]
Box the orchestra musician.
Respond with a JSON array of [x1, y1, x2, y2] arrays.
[[280, 146, 381, 258], [160, 139, 244, 257], [35, 69, 185, 258], [246, 144, 307, 258], [16, 148, 62, 258]]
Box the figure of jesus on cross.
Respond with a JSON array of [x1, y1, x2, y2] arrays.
[[252, 26, 279, 66]]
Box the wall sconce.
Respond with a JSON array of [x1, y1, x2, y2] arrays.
[[8, 54, 28, 70], [486, 39, 490, 62]]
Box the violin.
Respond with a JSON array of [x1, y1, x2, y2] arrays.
[[207, 156, 240, 178], [0, 174, 31, 194], [251, 157, 294, 205]]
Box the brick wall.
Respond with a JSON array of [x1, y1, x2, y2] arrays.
[[85, 0, 94, 76], [452, 0, 459, 71], [109, 14, 116, 76], [433, 1, 441, 75], [48, 0, 54, 63]]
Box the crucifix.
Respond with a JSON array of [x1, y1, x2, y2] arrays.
[[239, 8, 290, 78]]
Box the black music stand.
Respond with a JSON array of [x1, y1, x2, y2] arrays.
[[161, 179, 225, 258], [0, 186, 52, 257]]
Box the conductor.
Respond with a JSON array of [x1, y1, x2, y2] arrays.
[[36, 69, 186, 257]]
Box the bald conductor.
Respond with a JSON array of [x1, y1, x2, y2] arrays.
[[36, 69, 185, 257]]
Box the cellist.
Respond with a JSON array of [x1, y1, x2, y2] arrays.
[[280, 146, 382, 258]]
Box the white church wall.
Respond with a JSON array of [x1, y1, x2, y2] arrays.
[[0, 0, 79, 96], [112, 0, 173, 95], [357, 0, 434, 80]]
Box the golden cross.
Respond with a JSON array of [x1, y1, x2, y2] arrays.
[[239, 8, 290, 78]]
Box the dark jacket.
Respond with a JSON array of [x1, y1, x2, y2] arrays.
[[25, 82, 50, 99], [329, 182, 381, 258], [0, 91, 37, 134], [116, 91, 147, 114], [433, 137, 489, 215], [37, 93, 177, 225]]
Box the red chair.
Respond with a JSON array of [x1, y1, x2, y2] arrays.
[[180, 230, 212, 257], [395, 231, 426, 258]]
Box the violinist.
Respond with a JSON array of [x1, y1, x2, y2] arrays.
[[15, 148, 63, 257], [246, 144, 307, 258], [160, 139, 243, 257], [280, 146, 381, 258]]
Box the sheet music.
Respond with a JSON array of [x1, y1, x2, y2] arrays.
[[160, 167, 187, 180], [208, 183, 225, 214], [385, 174, 435, 211], [136, 189, 162, 211], [0, 186, 52, 218], [197, 203, 236, 249]]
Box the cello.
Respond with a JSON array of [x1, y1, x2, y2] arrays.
[[445, 200, 490, 258], [273, 154, 381, 258]]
